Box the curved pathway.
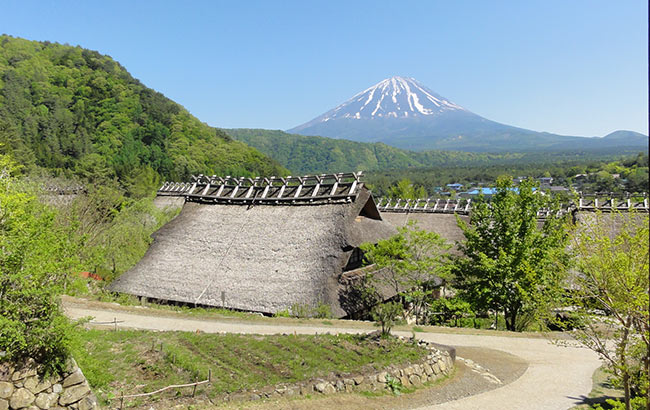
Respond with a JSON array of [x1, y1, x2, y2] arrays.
[[63, 299, 600, 410]]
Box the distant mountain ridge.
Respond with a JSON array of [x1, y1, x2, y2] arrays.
[[289, 76, 648, 152]]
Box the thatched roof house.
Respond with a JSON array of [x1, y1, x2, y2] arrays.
[[110, 173, 396, 317], [376, 195, 649, 251], [376, 198, 471, 253]]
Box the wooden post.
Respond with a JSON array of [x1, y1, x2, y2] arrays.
[[261, 177, 272, 198], [120, 391, 124, 409], [208, 369, 212, 382], [160, 342, 163, 352], [114, 318, 117, 331], [329, 176, 339, 196]]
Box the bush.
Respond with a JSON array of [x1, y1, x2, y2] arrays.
[[0, 156, 80, 374], [312, 303, 333, 319], [288, 302, 333, 319], [274, 309, 290, 317], [289, 303, 311, 318], [429, 297, 473, 327], [371, 302, 403, 336]]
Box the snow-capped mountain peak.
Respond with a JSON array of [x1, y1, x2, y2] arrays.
[[287, 77, 649, 152], [321, 76, 465, 122]]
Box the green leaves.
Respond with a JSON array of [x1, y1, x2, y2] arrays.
[[569, 211, 649, 409], [361, 221, 451, 325], [388, 179, 427, 200], [362, 221, 450, 294], [453, 177, 570, 331], [0, 35, 287, 197], [371, 302, 403, 336], [0, 155, 80, 373]]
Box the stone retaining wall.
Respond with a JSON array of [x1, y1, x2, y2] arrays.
[[226, 336, 454, 402], [0, 359, 98, 410]]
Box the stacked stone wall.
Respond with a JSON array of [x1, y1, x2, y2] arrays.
[[0, 359, 98, 410]]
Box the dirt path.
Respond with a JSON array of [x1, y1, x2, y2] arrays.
[[63, 298, 600, 410]]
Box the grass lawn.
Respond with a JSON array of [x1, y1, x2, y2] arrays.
[[72, 329, 428, 407]]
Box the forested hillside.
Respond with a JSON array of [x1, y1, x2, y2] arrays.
[[225, 128, 643, 175], [0, 35, 286, 195]]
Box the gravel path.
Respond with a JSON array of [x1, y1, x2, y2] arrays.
[[63, 298, 600, 410]]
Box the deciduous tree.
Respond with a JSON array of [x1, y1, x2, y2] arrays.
[[568, 211, 649, 410], [361, 221, 450, 324], [453, 177, 569, 331], [0, 154, 80, 373]]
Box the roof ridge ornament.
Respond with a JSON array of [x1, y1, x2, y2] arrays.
[[377, 194, 649, 215], [159, 172, 364, 205]]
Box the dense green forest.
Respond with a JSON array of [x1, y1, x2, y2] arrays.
[[365, 153, 649, 196], [226, 128, 644, 175], [225, 128, 647, 196], [0, 35, 287, 196]]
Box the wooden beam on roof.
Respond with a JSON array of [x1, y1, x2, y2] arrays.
[[157, 172, 370, 205]]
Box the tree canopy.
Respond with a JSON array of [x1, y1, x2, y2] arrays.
[[0, 154, 79, 372], [225, 128, 647, 197], [361, 221, 451, 324], [568, 212, 649, 410], [0, 35, 287, 196], [452, 177, 570, 331]]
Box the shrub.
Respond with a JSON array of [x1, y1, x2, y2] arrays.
[[274, 309, 290, 317], [371, 302, 403, 336], [289, 303, 311, 318], [312, 303, 333, 319], [288, 302, 333, 319], [429, 296, 474, 327], [0, 156, 80, 374]]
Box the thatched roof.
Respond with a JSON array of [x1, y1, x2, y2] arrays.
[[378, 193, 648, 252], [380, 212, 468, 254], [110, 180, 396, 317], [573, 211, 648, 239], [153, 196, 185, 211]]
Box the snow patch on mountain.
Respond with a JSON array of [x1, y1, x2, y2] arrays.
[[315, 76, 465, 123]]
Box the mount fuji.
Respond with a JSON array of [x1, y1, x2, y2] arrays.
[[288, 76, 647, 152]]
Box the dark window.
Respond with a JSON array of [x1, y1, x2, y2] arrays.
[[344, 248, 364, 271]]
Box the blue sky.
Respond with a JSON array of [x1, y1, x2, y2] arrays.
[[2, 0, 647, 136]]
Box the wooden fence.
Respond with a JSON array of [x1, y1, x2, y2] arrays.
[[88, 317, 213, 408], [118, 370, 212, 409]]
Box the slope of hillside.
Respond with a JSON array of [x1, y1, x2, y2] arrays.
[[225, 128, 643, 175], [225, 128, 420, 173], [0, 35, 286, 194]]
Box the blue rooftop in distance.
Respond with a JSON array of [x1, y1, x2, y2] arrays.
[[463, 187, 537, 196], [465, 188, 498, 195]]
